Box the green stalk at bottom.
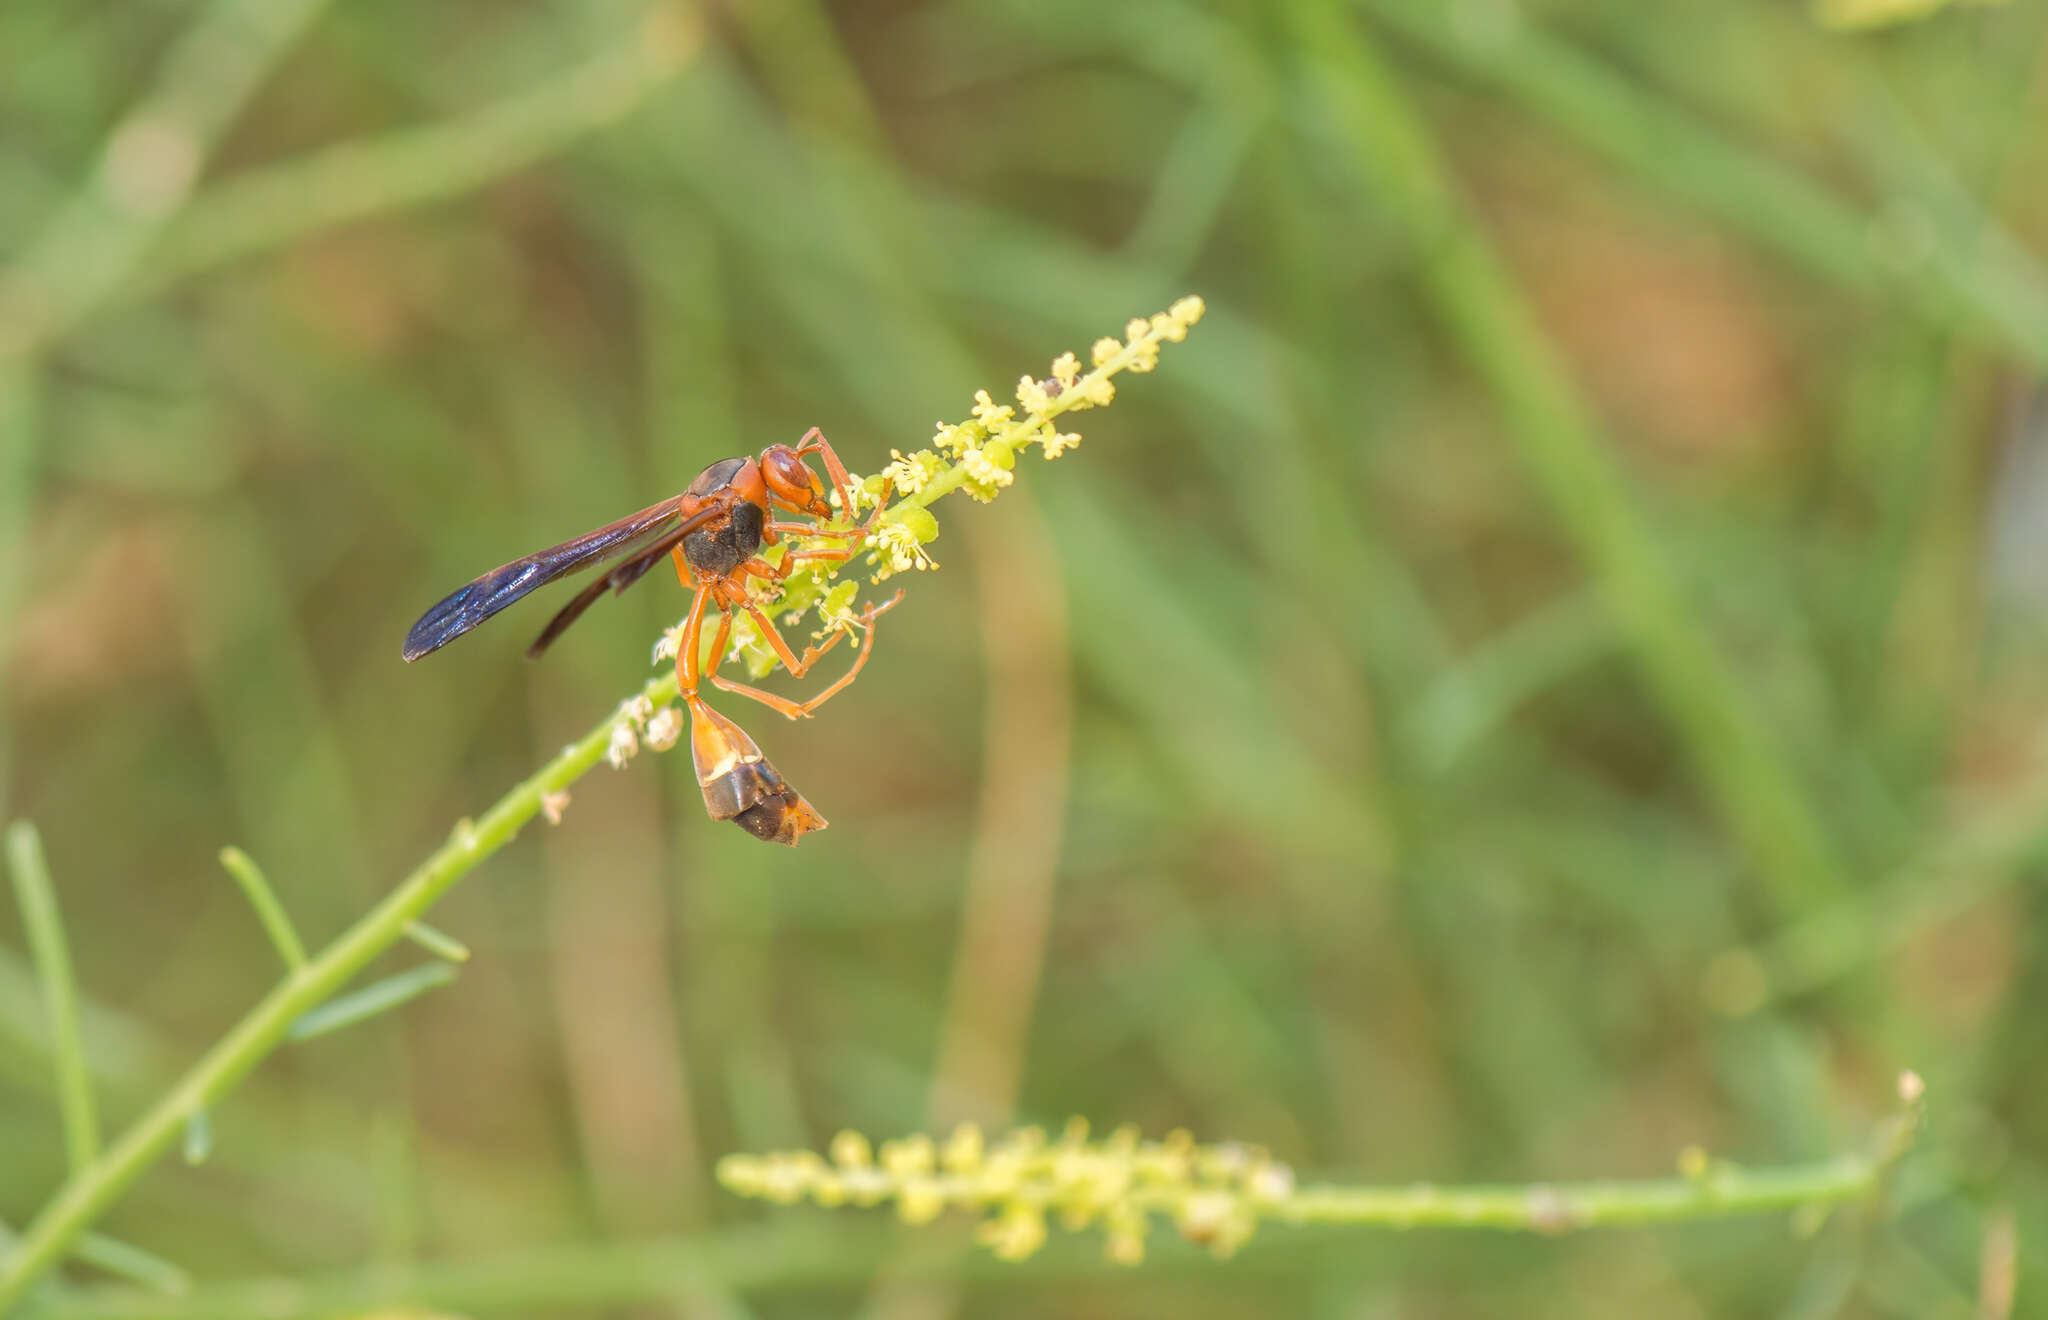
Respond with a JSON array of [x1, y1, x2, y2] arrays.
[[0, 671, 677, 1314]]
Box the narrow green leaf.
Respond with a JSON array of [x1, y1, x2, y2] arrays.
[[182, 1109, 212, 1166], [403, 920, 471, 963], [74, 1232, 189, 1295], [287, 964, 459, 1042], [218, 847, 308, 972], [6, 821, 100, 1174]]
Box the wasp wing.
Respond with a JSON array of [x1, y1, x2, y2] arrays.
[[402, 497, 714, 661], [525, 518, 703, 659]]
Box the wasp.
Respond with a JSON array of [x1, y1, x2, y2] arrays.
[[403, 429, 900, 845]]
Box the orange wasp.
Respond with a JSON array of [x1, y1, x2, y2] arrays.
[[403, 429, 900, 845]]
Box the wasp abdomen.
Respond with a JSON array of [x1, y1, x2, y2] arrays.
[[687, 699, 827, 846]]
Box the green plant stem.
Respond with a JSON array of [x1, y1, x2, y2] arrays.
[[215, 850, 305, 973], [284, 963, 458, 1041], [403, 921, 471, 963], [6, 823, 99, 1176], [1269, 1156, 1879, 1229], [27, 1148, 1895, 1318], [1284, 0, 1848, 913], [0, 672, 677, 1314]]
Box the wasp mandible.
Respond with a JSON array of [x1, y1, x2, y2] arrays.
[[403, 429, 901, 845]]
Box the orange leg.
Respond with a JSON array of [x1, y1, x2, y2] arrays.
[[737, 586, 904, 681], [675, 584, 714, 698], [775, 547, 857, 579], [768, 520, 864, 539], [708, 592, 904, 720]]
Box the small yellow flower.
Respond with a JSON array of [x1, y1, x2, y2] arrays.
[[943, 1123, 985, 1173], [1015, 373, 1054, 413], [970, 388, 1015, 430], [1091, 336, 1122, 367], [898, 1177, 947, 1225], [1050, 351, 1081, 387], [831, 1131, 873, 1169], [977, 1203, 1049, 1262], [961, 447, 1015, 491], [1044, 432, 1081, 459], [882, 448, 930, 496], [873, 520, 937, 578], [881, 1133, 937, 1178]]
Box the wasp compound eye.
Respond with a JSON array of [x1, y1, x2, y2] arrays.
[[761, 445, 830, 515]]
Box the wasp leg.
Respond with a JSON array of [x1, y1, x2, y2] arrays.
[[766, 520, 863, 539], [675, 595, 827, 844], [773, 547, 857, 578], [674, 584, 715, 695], [707, 591, 904, 720]]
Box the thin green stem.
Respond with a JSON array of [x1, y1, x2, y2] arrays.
[[0, 0, 334, 362], [0, 673, 677, 1313], [216, 849, 306, 974], [133, 7, 704, 301], [180, 1112, 210, 1168], [402, 922, 471, 963], [13, 1133, 1900, 1320], [6, 822, 100, 1176], [1283, 0, 1849, 913], [1267, 1156, 1878, 1230], [68, 1235, 189, 1298], [284, 964, 457, 1042]]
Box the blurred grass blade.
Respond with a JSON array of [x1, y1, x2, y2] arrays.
[[1356, 0, 2048, 369], [218, 848, 307, 974], [404, 922, 471, 964], [0, 0, 334, 361], [6, 821, 101, 1174], [1816, 0, 2010, 30], [1406, 591, 1612, 775], [139, 6, 705, 298], [73, 1232, 189, 1296], [181, 1109, 212, 1167], [1283, 0, 1849, 913], [286, 964, 458, 1043]]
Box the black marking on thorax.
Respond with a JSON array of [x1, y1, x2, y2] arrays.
[[682, 499, 764, 578]]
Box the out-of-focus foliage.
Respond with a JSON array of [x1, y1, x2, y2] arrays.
[[1817, 0, 2009, 33], [2, 0, 2045, 1316]]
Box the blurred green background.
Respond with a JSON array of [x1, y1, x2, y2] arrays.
[[4, 0, 2047, 1315]]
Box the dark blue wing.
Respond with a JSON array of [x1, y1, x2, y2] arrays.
[[402, 496, 704, 661]]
